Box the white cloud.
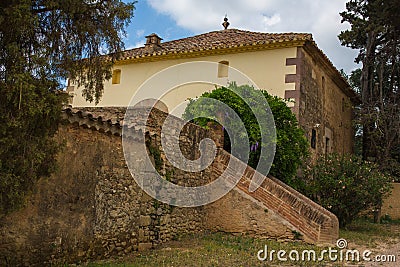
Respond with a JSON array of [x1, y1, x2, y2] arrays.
[[262, 14, 281, 28], [146, 0, 359, 72], [126, 41, 145, 50], [136, 29, 145, 38]]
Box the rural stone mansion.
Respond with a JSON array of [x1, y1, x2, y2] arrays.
[[0, 21, 359, 265], [70, 21, 359, 159]]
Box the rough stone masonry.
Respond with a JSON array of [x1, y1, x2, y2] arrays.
[[0, 107, 338, 266]]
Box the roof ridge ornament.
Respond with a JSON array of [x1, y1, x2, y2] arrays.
[[222, 16, 230, 30]]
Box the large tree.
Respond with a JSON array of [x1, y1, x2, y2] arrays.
[[339, 0, 400, 177], [183, 84, 309, 185], [0, 0, 134, 215]]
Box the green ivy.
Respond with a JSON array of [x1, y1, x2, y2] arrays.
[[146, 140, 163, 173]]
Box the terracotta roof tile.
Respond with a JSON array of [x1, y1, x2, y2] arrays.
[[120, 29, 313, 60], [114, 29, 358, 102], [61, 106, 168, 136], [65, 107, 126, 125]]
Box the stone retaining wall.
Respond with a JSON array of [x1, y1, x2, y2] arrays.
[[381, 183, 400, 220], [0, 107, 339, 266]]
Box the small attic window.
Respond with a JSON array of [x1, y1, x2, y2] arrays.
[[218, 61, 229, 78], [112, 69, 121, 84]]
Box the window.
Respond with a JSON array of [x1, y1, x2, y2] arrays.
[[342, 98, 345, 112], [218, 61, 229, 78], [112, 69, 121, 84], [324, 127, 333, 155], [322, 76, 325, 90], [311, 129, 316, 149], [325, 137, 330, 155], [311, 69, 316, 80]]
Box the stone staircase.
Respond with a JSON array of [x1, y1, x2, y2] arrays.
[[209, 150, 339, 244]]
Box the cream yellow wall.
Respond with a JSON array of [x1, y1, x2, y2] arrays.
[[71, 47, 297, 116]]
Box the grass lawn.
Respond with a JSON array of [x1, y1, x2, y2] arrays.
[[78, 218, 400, 267]]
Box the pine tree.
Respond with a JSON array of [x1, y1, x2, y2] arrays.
[[339, 0, 400, 178], [0, 0, 135, 214]]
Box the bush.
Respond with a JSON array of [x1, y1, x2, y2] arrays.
[[298, 153, 392, 227], [183, 83, 309, 184], [263, 92, 309, 185]]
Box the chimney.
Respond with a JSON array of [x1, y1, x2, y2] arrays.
[[145, 33, 162, 53]]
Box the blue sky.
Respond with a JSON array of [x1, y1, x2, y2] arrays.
[[123, 0, 360, 74], [124, 0, 193, 49]]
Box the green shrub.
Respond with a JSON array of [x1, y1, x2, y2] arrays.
[[298, 153, 392, 227], [183, 83, 309, 184], [263, 92, 309, 185]]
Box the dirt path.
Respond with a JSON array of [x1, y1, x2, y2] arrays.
[[364, 240, 400, 267]]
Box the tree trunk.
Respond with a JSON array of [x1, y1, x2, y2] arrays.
[[361, 31, 377, 160]]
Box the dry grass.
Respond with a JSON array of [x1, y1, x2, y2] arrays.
[[82, 233, 331, 267], [77, 219, 400, 267], [340, 217, 400, 248]]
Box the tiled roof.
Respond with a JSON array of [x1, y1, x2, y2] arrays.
[[115, 28, 359, 102], [119, 29, 313, 60]]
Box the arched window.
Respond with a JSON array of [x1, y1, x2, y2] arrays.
[[218, 61, 229, 78], [112, 69, 121, 84]]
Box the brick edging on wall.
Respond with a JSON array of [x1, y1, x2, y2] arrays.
[[216, 150, 339, 244]]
